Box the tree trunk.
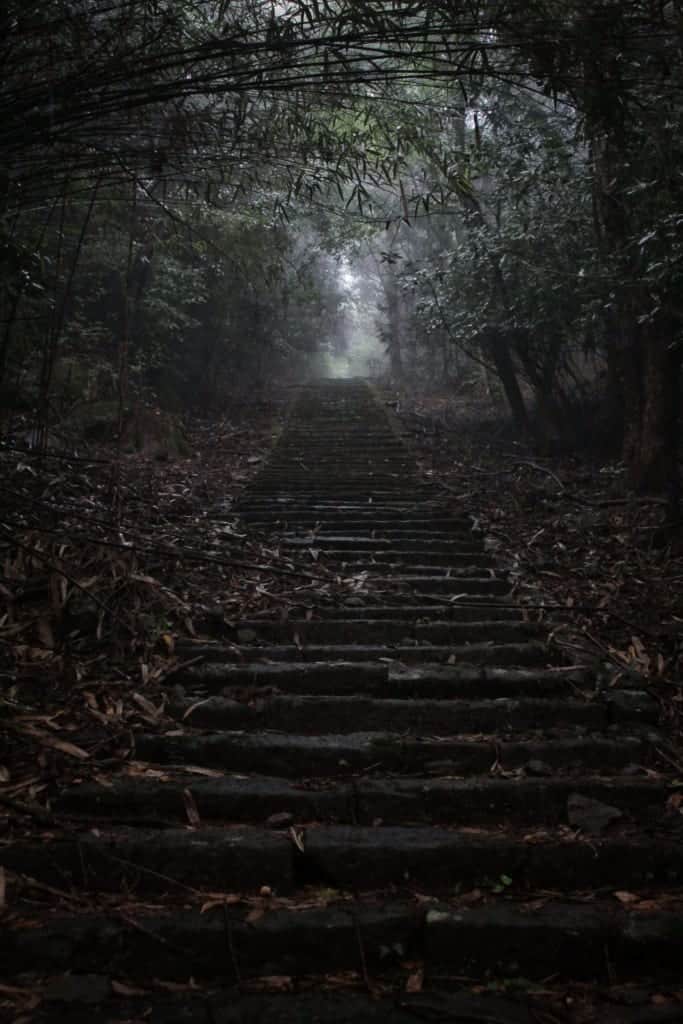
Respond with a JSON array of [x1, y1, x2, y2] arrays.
[[383, 272, 404, 383], [483, 332, 531, 436], [626, 326, 681, 498]]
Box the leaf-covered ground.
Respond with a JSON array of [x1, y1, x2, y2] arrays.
[[0, 394, 360, 828], [393, 387, 683, 765]]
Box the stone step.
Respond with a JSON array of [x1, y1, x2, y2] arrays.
[[278, 552, 496, 569], [286, 601, 521, 619], [171, 693, 607, 734], [253, 476, 418, 486], [4, 824, 682, 897], [174, 661, 577, 696], [55, 775, 672, 828], [3, 899, 681, 983], [239, 501, 452, 512], [225, 619, 537, 645], [14, 990, 679, 1024], [310, 561, 497, 576], [134, 729, 655, 777], [280, 531, 479, 544], [240, 516, 475, 530], [244, 485, 437, 496], [372, 576, 511, 595], [173, 640, 556, 666]]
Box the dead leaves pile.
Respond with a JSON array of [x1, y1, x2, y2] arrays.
[[398, 390, 683, 740], [0, 402, 359, 824]]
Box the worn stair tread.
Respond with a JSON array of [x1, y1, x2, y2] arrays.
[[223, 619, 538, 644], [280, 533, 482, 545], [170, 692, 608, 733], [368, 576, 511, 594], [175, 659, 584, 695], [3, 899, 683, 981], [134, 729, 657, 775], [308, 561, 498, 575], [0, 825, 293, 892], [54, 773, 674, 827], [254, 602, 524, 620], [4, 824, 683, 898], [0, 991, 561, 1024], [173, 640, 556, 666]]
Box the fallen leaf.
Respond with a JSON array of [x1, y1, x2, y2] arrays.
[[405, 966, 424, 993], [182, 788, 201, 828], [37, 617, 55, 649], [459, 888, 483, 905], [133, 692, 161, 719], [111, 980, 146, 996], [182, 698, 211, 720], [244, 975, 293, 992], [614, 891, 640, 905], [289, 826, 305, 853], [182, 765, 225, 778], [24, 730, 90, 760], [200, 894, 242, 914], [154, 978, 199, 992]]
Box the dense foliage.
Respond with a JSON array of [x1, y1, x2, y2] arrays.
[[1, 1, 682, 493]]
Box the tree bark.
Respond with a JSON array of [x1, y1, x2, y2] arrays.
[[627, 325, 681, 498], [482, 331, 531, 436]]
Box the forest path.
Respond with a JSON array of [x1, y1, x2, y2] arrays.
[[3, 379, 683, 1023]]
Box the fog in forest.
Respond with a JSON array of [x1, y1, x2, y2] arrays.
[[1, 1, 681, 493]]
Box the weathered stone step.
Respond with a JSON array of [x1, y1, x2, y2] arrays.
[[243, 518, 476, 534], [3, 899, 682, 982], [55, 775, 673, 828], [254, 475, 416, 486], [292, 601, 521, 620], [314, 561, 496, 576], [264, 460, 415, 470], [171, 693, 606, 734], [245, 485, 436, 496], [18, 989, 683, 1024], [226, 619, 536, 645], [373, 576, 511, 595], [173, 640, 556, 666], [303, 825, 683, 890], [174, 660, 575, 696], [135, 729, 654, 777], [282, 537, 484, 552], [4, 824, 682, 898], [265, 452, 409, 459], [285, 552, 496, 568], [0, 826, 293, 893], [280, 532, 479, 545], [239, 500, 451, 511]]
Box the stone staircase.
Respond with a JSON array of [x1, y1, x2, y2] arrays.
[[2, 378, 682, 1023]]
